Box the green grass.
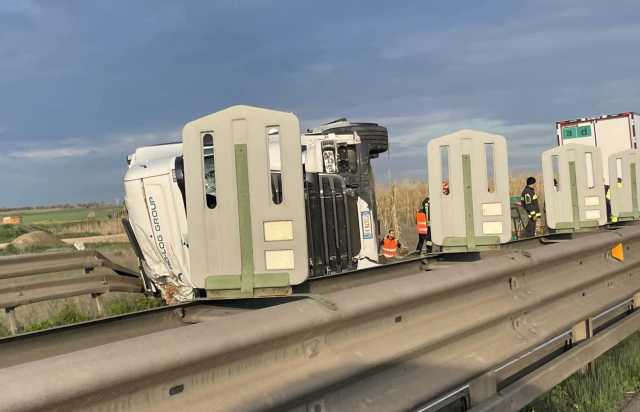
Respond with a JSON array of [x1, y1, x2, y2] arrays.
[[0, 224, 32, 243], [85, 241, 133, 252], [524, 332, 640, 412], [104, 295, 164, 316], [57, 231, 100, 239], [0, 295, 164, 338], [21, 304, 94, 333], [0, 206, 122, 225], [0, 244, 73, 256]]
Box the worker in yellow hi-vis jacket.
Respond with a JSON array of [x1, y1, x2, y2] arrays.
[[521, 177, 541, 237]]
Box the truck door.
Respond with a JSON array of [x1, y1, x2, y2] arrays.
[[608, 149, 640, 222], [542, 144, 607, 231], [427, 129, 511, 252], [182, 105, 308, 298]]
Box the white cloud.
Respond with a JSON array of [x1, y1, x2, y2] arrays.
[[9, 147, 94, 159], [377, 111, 552, 158], [8, 128, 180, 161], [379, 5, 640, 66], [369, 111, 555, 181], [306, 110, 553, 180], [306, 110, 553, 171], [96, 129, 181, 155]]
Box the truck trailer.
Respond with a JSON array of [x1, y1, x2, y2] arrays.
[[556, 112, 639, 184]]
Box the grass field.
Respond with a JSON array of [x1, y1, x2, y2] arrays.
[[0, 205, 126, 244], [0, 206, 123, 225]]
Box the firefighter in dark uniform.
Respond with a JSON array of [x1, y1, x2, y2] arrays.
[[605, 177, 623, 222], [605, 184, 612, 221], [521, 176, 541, 237]]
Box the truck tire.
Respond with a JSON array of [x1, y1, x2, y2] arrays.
[[322, 123, 389, 155]]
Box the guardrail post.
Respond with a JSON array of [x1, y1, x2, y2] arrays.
[[571, 318, 594, 373], [92, 293, 104, 317], [469, 371, 497, 406], [4, 307, 18, 335]]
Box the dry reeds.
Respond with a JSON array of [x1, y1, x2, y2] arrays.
[[376, 175, 544, 247], [376, 180, 428, 248]]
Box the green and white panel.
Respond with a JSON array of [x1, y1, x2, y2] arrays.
[[182, 105, 308, 293], [427, 129, 511, 249], [561, 123, 594, 143], [608, 149, 640, 221], [542, 145, 607, 230]]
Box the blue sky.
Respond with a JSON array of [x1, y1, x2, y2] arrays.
[[1, 0, 639, 207]]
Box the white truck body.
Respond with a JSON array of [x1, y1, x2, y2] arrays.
[[556, 112, 639, 185]]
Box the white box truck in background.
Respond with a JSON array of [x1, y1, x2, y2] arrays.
[[556, 112, 639, 184]]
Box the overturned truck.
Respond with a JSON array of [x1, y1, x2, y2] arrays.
[[123, 105, 388, 302]]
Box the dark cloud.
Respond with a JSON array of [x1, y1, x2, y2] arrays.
[[1, 0, 639, 206]]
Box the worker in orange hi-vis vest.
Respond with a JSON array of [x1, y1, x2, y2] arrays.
[[380, 229, 401, 259], [415, 197, 432, 254]]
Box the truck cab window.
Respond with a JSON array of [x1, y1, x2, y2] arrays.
[[202, 133, 217, 209], [267, 127, 283, 204]]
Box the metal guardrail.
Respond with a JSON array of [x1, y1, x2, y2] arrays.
[[0, 249, 140, 279], [1, 226, 640, 411], [0, 273, 142, 309], [0, 250, 143, 334]]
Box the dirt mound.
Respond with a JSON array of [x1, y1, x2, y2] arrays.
[[10, 231, 66, 251]]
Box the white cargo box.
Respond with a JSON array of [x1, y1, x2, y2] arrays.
[[556, 112, 638, 185]]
